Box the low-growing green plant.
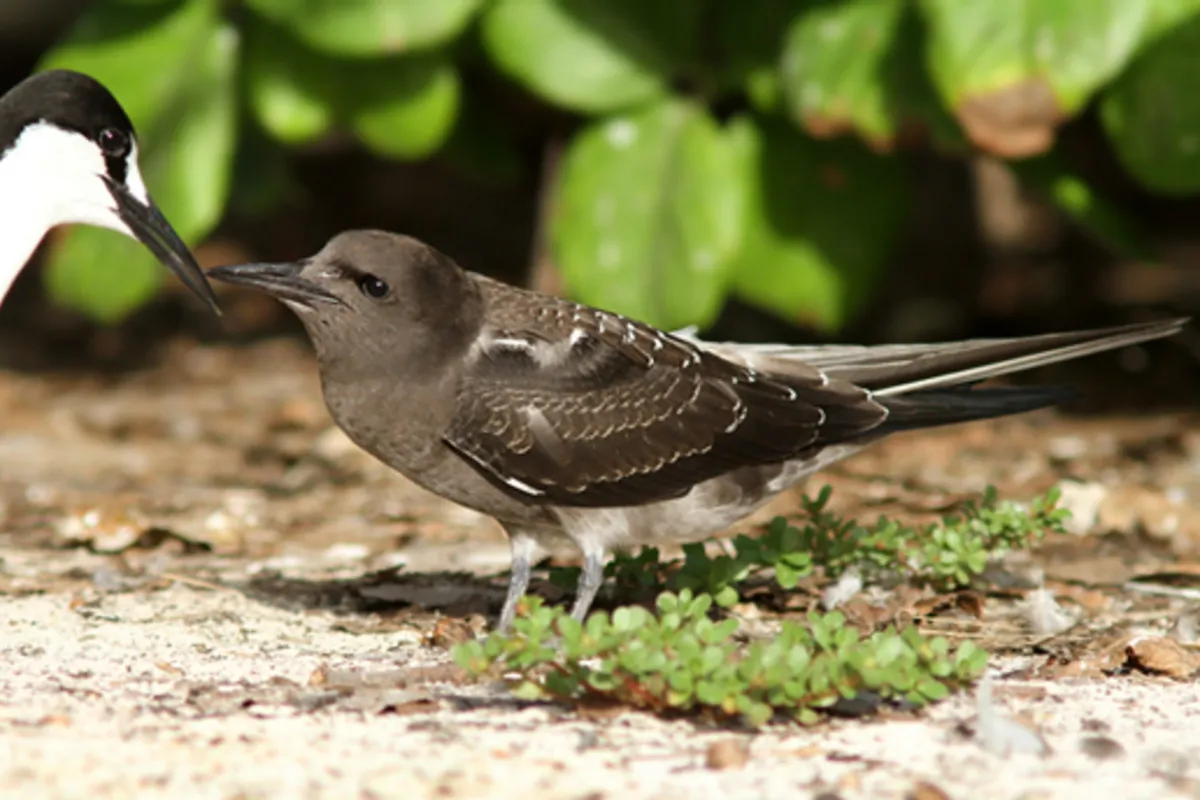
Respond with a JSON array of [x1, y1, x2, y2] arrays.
[[551, 485, 1069, 608], [788, 484, 1069, 589], [453, 590, 989, 727]]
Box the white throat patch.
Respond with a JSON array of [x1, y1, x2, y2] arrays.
[[0, 121, 142, 304]]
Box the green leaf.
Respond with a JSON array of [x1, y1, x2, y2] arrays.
[[481, 0, 697, 114], [40, 0, 216, 125], [695, 680, 727, 706], [451, 640, 486, 672], [544, 670, 581, 698], [244, 16, 337, 145], [43, 235, 163, 324], [612, 605, 650, 632], [922, 0, 1154, 156], [687, 592, 713, 618], [511, 680, 547, 700], [552, 99, 743, 330], [656, 592, 679, 614], [702, 645, 728, 674], [713, 585, 740, 608], [246, 0, 482, 56], [1100, 12, 1200, 194], [585, 611, 610, 640], [39, 0, 238, 322], [781, 0, 903, 147], [244, 13, 460, 159], [667, 669, 694, 694], [1142, 0, 1200, 43], [1010, 153, 1156, 259], [915, 677, 950, 702], [726, 115, 908, 333], [776, 563, 799, 590], [342, 54, 460, 160], [139, 24, 238, 239], [556, 614, 583, 645]]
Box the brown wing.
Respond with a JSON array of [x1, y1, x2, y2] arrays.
[[443, 288, 886, 507]]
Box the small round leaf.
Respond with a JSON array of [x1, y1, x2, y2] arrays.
[[726, 115, 908, 333], [553, 100, 743, 331], [247, 0, 483, 56], [244, 18, 337, 145], [342, 55, 460, 160], [1100, 12, 1200, 194], [482, 0, 696, 114]]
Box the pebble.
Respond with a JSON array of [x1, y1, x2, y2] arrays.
[[1055, 481, 1107, 535]]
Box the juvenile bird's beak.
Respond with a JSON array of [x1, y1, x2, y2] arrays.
[[207, 260, 344, 309], [106, 179, 221, 315]]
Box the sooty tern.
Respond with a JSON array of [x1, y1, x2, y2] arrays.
[[209, 230, 1188, 630]]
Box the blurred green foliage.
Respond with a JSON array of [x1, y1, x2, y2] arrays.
[[35, 0, 1200, 325]]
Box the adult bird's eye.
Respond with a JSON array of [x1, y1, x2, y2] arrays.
[[97, 127, 130, 158], [357, 274, 390, 299]]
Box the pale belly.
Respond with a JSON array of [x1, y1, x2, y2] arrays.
[[537, 444, 865, 554]]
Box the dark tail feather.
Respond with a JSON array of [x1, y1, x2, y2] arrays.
[[876, 385, 1076, 434], [687, 318, 1188, 399], [825, 318, 1187, 395]]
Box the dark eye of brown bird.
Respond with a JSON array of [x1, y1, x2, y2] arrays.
[[357, 274, 389, 299], [97, 126, 129, 158]]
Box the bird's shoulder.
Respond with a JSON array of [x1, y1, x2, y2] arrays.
[[442, 276, 884, 506], [469, 275, 706, 375]]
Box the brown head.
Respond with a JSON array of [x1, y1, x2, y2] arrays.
[[208, 230, 485, 380]]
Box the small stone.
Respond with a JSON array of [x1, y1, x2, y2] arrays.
[[1019, 588, 1076, 636], [1098, 485, 1197, 541], [55, 504, 149, 553], [908, 781, 953, 800], [975, 674, 1049, 756], [309, 665, 329, 687], [1046, 436, 1088, 462], [1126, 636, 1200, 679], [323, 543, 370, 561], [313, 426, 362, 461], [1173, 614, 1200, 645], [821, 568, 862, 611], [272, 398, 325, 430], [705, 739, 749, 770], [1055, 481, 1107, 535], [1080, 736, 1125, 760]]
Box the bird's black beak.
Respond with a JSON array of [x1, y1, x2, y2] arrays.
[[107, 180, 221, 315], [206, 260, 343, 309]]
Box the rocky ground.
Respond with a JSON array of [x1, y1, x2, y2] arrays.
[[0, 334, 1198, 799]]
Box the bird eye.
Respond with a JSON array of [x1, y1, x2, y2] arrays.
[[97, 127, 130, 158], [356, 274, 390, 299]]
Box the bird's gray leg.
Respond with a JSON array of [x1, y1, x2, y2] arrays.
[[498, 529, 538, 632], [569, 543, 607, 622]]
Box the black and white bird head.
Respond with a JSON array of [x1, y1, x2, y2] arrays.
[[208, 229, 482, 370], [0, 69, 218, 311]]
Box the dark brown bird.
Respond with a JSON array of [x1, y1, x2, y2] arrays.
[[208, 230, 1188, 630]]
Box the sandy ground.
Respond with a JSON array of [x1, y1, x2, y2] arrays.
[[0, 338, 1198, 799], [0, 576, 1197, 800]]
